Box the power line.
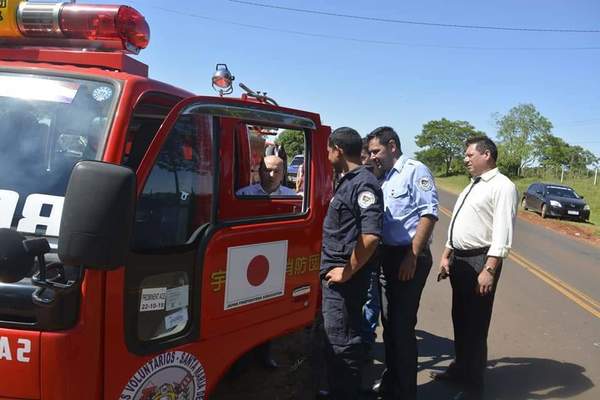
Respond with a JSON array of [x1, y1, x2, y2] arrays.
[[146, 6, 600, 51], [227, 0, 600, 34]]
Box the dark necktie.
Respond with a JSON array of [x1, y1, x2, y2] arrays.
[[449, 177, 482, 249]]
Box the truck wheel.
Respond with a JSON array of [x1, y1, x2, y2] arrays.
[[541, 204, 548, 219], [521, 198, 528, 211]]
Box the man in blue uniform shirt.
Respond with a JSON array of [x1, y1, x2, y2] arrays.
[[367, 126, 439, 400], [320, 127, 383, 399]]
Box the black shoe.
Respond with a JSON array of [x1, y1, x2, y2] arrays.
[[430, 370, 463, 383], [371, 380, 385, 395], [452, 390, 483, 400], [262, 357, 279, 369]]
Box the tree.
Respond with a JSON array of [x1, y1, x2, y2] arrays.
[[276, 130, 304, 159], [532, 132, 571, 168], [495, 104, 553, 177], [414, 147, 445, 174], [415, 118, 484, 176], [566, 145, 599, 174]]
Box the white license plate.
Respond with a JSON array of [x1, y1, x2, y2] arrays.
[[567, 210, 579, 216], [289, 176, 297, 182]]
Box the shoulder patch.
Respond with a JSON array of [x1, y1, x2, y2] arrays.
[[417, 177, 433, 191], [357, 191, 376, 209]]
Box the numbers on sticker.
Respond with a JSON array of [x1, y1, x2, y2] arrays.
[[140, 303, 164, 311]]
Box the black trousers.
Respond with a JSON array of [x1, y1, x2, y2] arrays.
[[321, 267, 371, 399], [379, 245, 432, 400], [449, 252, 502, 395]]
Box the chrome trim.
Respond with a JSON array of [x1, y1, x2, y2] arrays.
[[292, 285, 311, 297], [17, 2, 64, 37], [182, 104, 316, 130]]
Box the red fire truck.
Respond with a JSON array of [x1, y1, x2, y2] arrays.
[[0, 1, 332, 398]]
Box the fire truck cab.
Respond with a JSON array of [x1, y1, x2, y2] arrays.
[[0, 1, 331, 399]]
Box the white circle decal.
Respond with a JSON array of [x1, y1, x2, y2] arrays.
[[120, 351, 206, 400], [93, 86, 113, 102]]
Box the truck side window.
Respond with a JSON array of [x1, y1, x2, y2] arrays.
[[122, 92, 182, 171], [132, 114, 213, 250]]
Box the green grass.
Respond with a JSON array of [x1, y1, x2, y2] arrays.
[[435, 174, 600, 236]]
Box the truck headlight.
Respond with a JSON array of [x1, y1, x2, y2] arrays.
[[584, 204, 590, 211], [550, 200, 562, 208]]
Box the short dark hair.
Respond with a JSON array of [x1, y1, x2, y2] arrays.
[[329, 127, 362, 158], [465, 136, 497, 161], [366, 126, 402, 155], [362, 137, 369, 152]]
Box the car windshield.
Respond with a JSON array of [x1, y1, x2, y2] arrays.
[[0, 72, 118, 238], [547, 186, 578, 199], [290, 156, 304, 166]]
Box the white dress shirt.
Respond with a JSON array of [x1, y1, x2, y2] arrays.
[[445, 168, 518, 258]]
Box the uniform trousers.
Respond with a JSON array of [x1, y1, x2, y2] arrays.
[[449, 251, 502, 396], [379, 245, 432, 400], [321, 266, 371, 399]]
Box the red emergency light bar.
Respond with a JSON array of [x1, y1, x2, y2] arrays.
[[5, 2, 150, 54]]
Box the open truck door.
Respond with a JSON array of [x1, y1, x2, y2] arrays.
[[103, 97, 332, 399]]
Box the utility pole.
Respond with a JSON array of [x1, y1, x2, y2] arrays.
[[595, 167, 598, 186], [561, 165, 565, 183]]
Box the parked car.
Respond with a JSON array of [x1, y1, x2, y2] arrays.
[[287, 154, 304, 183], [521, 182, 590, 221]]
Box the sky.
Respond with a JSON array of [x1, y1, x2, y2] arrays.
[[87, 0, 599, 158]]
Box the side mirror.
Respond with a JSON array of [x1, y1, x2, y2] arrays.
[[58, 161, 136, 270], [580, 195, 584, 199]]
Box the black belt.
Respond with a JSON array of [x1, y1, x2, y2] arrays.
[[452, 247, 489, 257]]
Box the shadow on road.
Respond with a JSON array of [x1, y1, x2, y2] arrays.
[[485, 357, 594, 399], [412, 330, 595, 400], [213, 327, 594, 400]]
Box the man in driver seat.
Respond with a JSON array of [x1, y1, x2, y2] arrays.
[[237, 155, 296, 196]]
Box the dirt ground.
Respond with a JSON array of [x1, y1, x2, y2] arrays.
[[517, 209, 600, 247], [210, 327, 319, 400]]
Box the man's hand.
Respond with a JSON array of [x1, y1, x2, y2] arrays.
[[398, 252, 417, 281], [477, 269, 494, 296], [438, 255, 451, 280], [325, 266, 352, 284]]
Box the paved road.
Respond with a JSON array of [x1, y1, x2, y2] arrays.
[[363, 189, 600, 399]]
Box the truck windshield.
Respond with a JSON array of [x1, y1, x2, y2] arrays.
[[0, 72, 118, 238]]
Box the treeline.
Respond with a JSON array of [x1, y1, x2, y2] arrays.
[[415, 104, 599, 178]]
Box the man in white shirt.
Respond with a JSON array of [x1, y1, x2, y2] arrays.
[[434, 136, 518, 400], [236, 155, 296, 196]]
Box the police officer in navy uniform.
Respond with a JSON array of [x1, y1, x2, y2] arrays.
[[320, 127, 383, 399], [367, 126, 439, 400]]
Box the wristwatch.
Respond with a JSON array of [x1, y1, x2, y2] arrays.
[[485, 266, 496, 276]]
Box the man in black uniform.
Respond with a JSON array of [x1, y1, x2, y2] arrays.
[[321, 127, 383, 399]]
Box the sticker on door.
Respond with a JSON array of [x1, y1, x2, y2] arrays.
[[119, 351, 206, 400]]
